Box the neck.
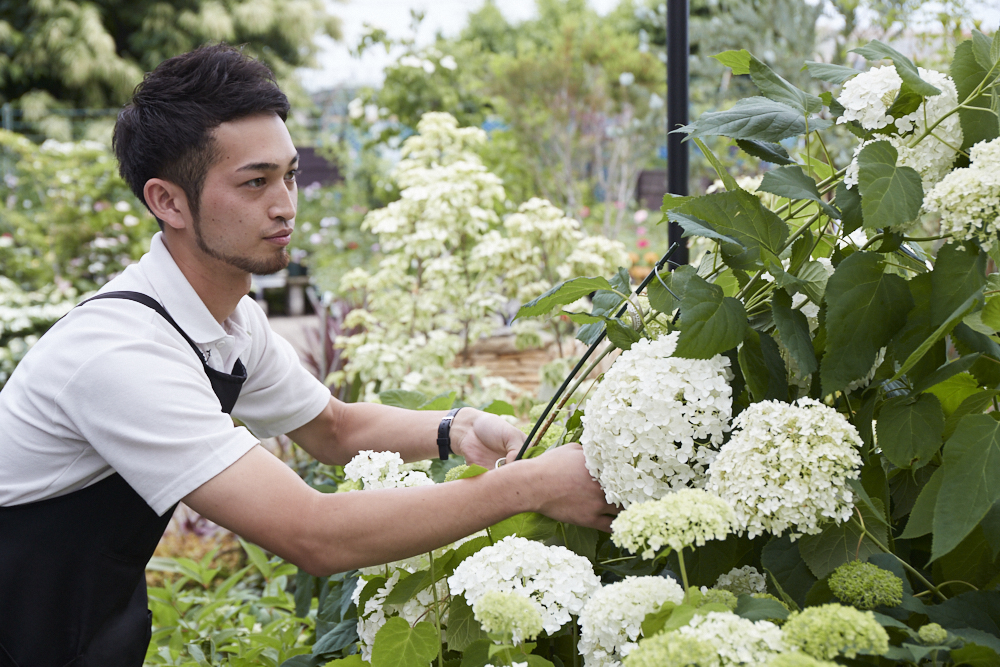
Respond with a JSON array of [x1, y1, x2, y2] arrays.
[[161, 234, 249, 324]]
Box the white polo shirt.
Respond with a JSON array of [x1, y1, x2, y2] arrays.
[[0, 233, 332, 515]]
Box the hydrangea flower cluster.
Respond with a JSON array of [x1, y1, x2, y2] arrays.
[[623, 633, 720, 667], [918, 623, 948, 645], [781, 604, 889, 660], [448, 535, 601, 635], [836, 65, 903, 130], [472, 590, 544, 644], [611, 488, 737, 559], [581, 333, 734, 506], [764, 654, 840, 667], [925, 138, 1000, 250], [707, 399, 863, 540], [578, 576, 686, 667], [714, 566, 768, 597], [828, 561, 903, 610], [699, 588, 738, 610], [343, 450, 434, 490], [675, 611, 785, 665]]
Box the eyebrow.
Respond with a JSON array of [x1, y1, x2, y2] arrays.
[[236, 153, 300, 173]]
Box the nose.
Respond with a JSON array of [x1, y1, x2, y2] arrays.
[[269, 180, 297, 223]]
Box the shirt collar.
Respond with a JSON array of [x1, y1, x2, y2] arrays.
[[139, 233, 234, 346]]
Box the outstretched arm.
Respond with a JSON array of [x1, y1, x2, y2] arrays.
[[288, 398, 526, 469], [183, 442, 615, 576]]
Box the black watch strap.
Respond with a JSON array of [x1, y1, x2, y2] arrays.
[[437, 407, 463, 461]]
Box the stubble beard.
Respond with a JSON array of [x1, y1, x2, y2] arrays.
[[192, 214, 290, 276]]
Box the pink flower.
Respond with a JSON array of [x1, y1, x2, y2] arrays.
[[638, 239, 650, 249], [634, 209, 649, 223], [637, 226, 648, 236], [580, 206, 591, 218]]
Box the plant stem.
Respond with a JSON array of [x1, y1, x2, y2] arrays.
[[429, 551, 444, 667], [677, 548, 691, 604], [850, 518, 948, 602]]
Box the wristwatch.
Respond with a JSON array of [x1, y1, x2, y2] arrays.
[[437, 407, 463, 460]]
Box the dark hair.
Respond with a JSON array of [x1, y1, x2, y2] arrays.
[[113, 44, 290, 224]]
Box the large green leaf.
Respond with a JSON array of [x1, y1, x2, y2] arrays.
[[749, 55, 823, 115], [738, 329, 788, 402], [821, 252, 913, 396], [646, 265, 695, 316], [671, 211, 745, 256], [758, 165, 839, 219], [677, 97, 810, 142], [890, 295, 981, 385], [798, 498, 887, 579], [923, 590, 1000, 635], [933, 415, 1000, 561], [669, 189, 789, 270], [835, 182, 863, 235], [953, 40, 1000, 152], [712, 49, 751, 74], [899, 466, 941, 539], [445, 596, 489, 652], [927, 372, 981, 416], [932, 242, 987, 328], [385, 570, 431, 606], [805, 61, 860, 84], [945, 390, 1000, 440], [516, 276, 615, 320], [876, 393, 945, 470], [761, 535, 816, 608], [674, 274, 747, 359], [852, 40, 942, 97], [490, 512, 558, 542], [857, 141, 924, 231], [371, 617, 439, 667], [734, 595, 790, 622], [735, 139, 795, 165], [771, 288, 818, 377]]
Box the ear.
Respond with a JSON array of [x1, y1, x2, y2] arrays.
[[144, 178, 192, 230]]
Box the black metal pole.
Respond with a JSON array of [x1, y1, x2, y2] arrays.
[[666, 0, 690, 266]]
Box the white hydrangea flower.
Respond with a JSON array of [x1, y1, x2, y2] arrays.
[[611, 488, 737, 559], [676, 611, 786, 666], [707, 399, 864, 540], [448, 535, 601, 635], [344, 450, 434, 490], [714, 565, 768, 597], [836, 65, 902, 130], [581, 333, 734, 506], [352, 572, 450, 660], [578, 576, 686, 667], [926, 137, 1000, 250], [473, 590, 544, 644]]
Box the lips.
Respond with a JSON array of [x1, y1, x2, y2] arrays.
[[265, 229, 292, 246]]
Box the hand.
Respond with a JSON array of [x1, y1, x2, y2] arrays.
[[452, 410, 526, 469], [519, 443, 619, 532]]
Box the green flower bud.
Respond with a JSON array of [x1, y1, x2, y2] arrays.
[[623, 632, 719, 667], [700, 588, 738, 611], [918, 623, 948, 645], [472, 590, 543, 644], [783, 603, 889, 660], [444, 464, 470, 482], [764, 653, 840, 667], [828, 561, 903, 610]]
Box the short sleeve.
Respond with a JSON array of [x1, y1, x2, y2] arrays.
[[55, 339, 260, 516], [231, 301, 331, 439]]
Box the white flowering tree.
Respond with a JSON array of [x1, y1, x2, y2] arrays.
[[296, 32, 1000, 667], [334, 112, 627, 403]]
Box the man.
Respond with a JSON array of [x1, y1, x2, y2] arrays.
[[0, 45, 615, 666]]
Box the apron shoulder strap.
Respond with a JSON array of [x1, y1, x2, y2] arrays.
[[79, 291, 206, 364]]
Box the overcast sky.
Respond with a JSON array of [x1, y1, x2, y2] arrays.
[[298, 0, 1000, 92]]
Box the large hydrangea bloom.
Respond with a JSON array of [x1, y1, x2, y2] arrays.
[[707, 399, 863, 540], [343, 450, 434, 490], [580, 332, 734, 506], [925, 138, 1000, 250], [611, 488, 737, 559], [578, 576, 686, 667], [676, 611, 785, 665], [782, 604, 889, 660], [448, 535, 601, 635]]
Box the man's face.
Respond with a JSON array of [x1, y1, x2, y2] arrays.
[[193, 113, 298, 275]]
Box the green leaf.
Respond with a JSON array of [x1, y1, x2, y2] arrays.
[[371, 617, 439, 667], [750, 55, 823, 115], [445, 596, 489, 651], [933, 242, 987, 329], [670, 189, 788, 270], [712, 49, 751, 75], [899, 466, 940, 538], [912, 354, 983, 396], [983, 298, 1000, 331], [798, 498, 888, 579], [480, 399, 515, 416], [758, 165, 839, 219], [674, 274, 747, 359], [240, 538, 272, 579], [380, 390, 428, 410], [647, 265, 694, 315], [835, 182, 863, 235], [804, 61, 860, 84], [852, 40, 942, 97], [735, 139, 794, 165], [821, 252, 913, 396], [693, 137, 739, 191], [313, 618, 361, 656], [662, 193, 693, 212], [670, 211, 746, 257], [927, 372, 981, 416], [891, 295, 982, 385], [738, 329, 788, 402], [973, 30, 996, 70], [420, 392, 457, 411], [384, 570, 430, 605], [950, 643, 1000, 667], [562, 523, 599, 561], [952, 40, 1000, 152], [771, 289, 818, 377], [358, 576, 388, 615], [322, 654, 368, 667], [490, 512, 558, 542], [761, 535, 816, 608], [933, 415, 1000, 560], [857, 140, 924, 231], [606, 318, 643, 351], [924, 590, 1000, 635], [734, 595, 790, 622], [677, 97, 810, 142], [945, 390, 1000, 439], [640, 601, 678, 637], [876, 394, 945, 469], [993, 29, 1000, 65], [516, 276, 615, 320], [458, 639, 491, 667]]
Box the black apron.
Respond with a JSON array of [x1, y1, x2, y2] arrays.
[[0, 291, 247, 667]]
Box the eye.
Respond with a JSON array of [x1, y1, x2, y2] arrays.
[[285, 169, 299, 182], [246, 177, 266, 188]]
